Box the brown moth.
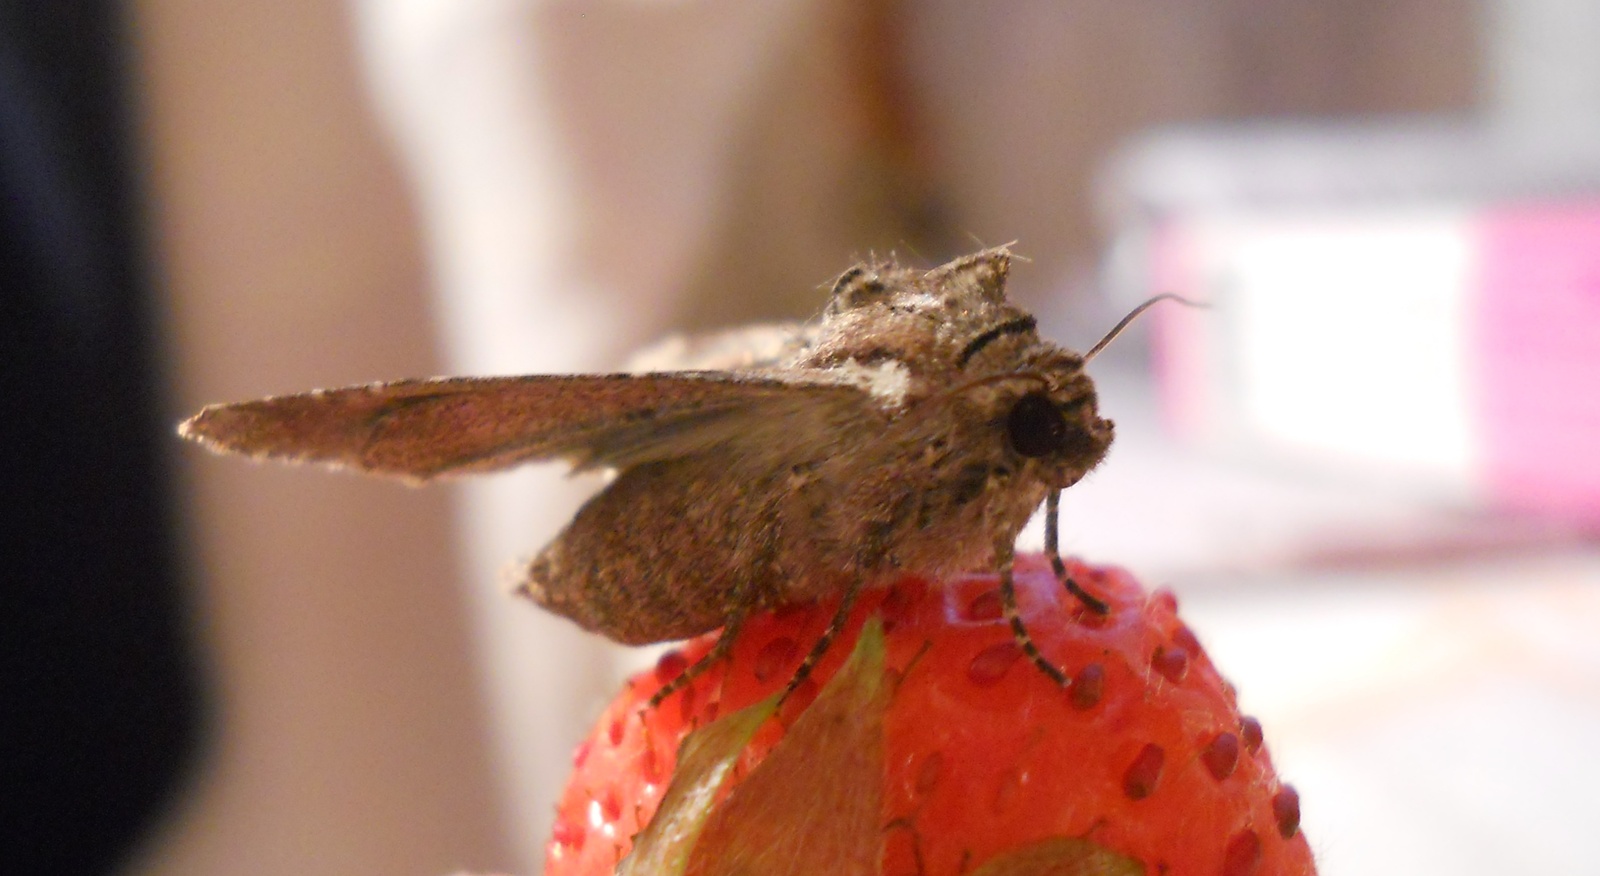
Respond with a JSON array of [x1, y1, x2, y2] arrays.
[[180, 246, 1176, 704]]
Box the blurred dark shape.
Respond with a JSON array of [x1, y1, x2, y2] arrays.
[[0, 4, 206, 875]]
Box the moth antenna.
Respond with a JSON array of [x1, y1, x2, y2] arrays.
[[1083, 293, 1206, 363]]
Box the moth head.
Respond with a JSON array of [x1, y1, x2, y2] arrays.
[[1000, 371, 1113, 486], [998, 291, 1205, 473]]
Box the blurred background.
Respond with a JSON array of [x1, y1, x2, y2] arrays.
[[4, 1, 1598, 874]]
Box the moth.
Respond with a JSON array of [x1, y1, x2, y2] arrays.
[[181, 246, 1178, 704]]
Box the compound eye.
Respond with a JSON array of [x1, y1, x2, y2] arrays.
[[1006, 391, 1067, 458]]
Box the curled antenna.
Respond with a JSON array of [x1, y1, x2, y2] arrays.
[[1083, 293, 1207, 362]]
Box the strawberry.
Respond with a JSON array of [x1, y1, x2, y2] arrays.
[[544, 555, 1314, 875]]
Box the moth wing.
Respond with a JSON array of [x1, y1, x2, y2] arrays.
[[180, 372, 870, 482]]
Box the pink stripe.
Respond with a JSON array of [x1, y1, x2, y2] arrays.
[[1149, 221, 1211, 439], [1474, 202, 1600, 521]]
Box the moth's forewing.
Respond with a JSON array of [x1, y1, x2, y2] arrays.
[[179, 372, 860, 481]]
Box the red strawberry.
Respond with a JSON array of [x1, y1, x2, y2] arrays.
[[545, 555, 1314, 875]]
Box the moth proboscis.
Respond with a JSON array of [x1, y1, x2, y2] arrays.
[[180, 246, 1193, 706]]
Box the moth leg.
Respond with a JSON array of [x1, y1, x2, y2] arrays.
[[1045, 488, 1109, 615], [779, 574, 865, 705], [998, 537, 1069, 687], [647, 611, 748, 710]]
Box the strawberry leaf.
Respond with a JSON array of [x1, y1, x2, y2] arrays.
[[685, 619, 889, 876], [967, 837, 1143, 876], [616, 691, 779, 876]]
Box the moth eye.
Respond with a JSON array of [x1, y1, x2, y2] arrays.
[[1006, 391, 1067, 458]]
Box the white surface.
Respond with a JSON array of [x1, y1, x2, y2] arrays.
[[1182, 551, 1600, 876], [1039, 361, 1600, 876], [1223, 214, 1479, 483]]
